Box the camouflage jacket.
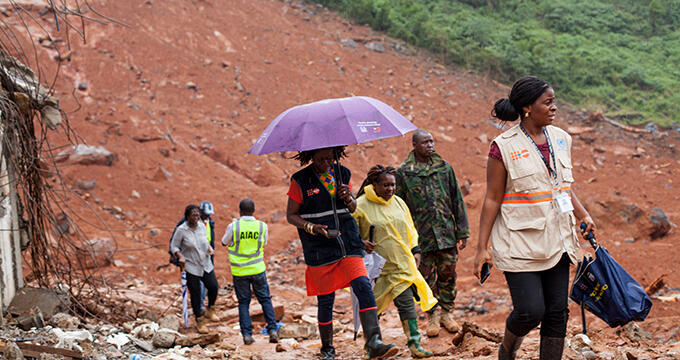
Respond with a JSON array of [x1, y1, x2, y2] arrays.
[[395, 151, 469, 253]]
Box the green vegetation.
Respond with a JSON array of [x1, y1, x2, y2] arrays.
[[314, 0, 680, 126]]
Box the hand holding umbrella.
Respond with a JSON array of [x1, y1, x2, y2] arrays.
[[250, 96, 416, 232]]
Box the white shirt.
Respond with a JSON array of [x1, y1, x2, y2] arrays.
[[221, 215, 269, 247], [170, 221, 214, 276]]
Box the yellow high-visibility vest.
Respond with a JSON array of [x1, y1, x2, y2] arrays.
[[228, 219, 265, 276]]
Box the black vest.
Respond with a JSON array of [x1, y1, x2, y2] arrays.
[[291, 164, 363, 266]]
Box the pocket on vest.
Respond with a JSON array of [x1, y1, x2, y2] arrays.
[[501, 203, 548, 231], [508, 166, 541, 192], [558, 157, 574, 182], [500, 204, 560, 260]]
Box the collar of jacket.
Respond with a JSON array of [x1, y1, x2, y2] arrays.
[[364, 184, 392, 206], [401, 150, 446, 176]]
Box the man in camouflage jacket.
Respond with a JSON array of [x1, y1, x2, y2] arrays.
[[395, 129, 470, 337]]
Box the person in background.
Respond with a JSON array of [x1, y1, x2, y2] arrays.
[[395, 130, 470, 337], [286, 147, 397, 360], [199, 201, 216, 261], [170, 201, 216, 312], [353, 165, 438, 358], [221, 199, 278, 345], [170, 204, 220, 334], [474, 75, 596, 360]]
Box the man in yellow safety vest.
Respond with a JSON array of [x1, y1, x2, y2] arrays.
[[221, 199, 278, 345]]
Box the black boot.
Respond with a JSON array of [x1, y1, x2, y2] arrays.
[[359, 309, 398, 359], [498, 328, 524, 360], [318, 323, 335, 360], [539, 336, 565, 360]]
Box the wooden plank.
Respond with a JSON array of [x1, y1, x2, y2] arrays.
[[16, 343, 83, 359]]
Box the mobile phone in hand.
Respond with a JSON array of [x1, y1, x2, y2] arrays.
[[480, 262, 491, 284], [326, 229, 339, 238]]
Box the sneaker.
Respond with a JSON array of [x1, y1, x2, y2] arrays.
[[269, 329, 279, 343], [243, 335, 255, 345]]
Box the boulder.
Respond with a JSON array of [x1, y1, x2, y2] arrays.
[[76, 238, 115, 269], [364, 41, 385, 53], [152, 329, 176, 348], [2, 341, 23, 360], [620, 323, 652, 342], [649, 208, 671, 239], [570, 333, 593, 352], [17, 306, 45, 330], [8, 287, 71, 320], [75, 179, 96, 190], [157, 315, 181, 332], [50, 312, 80, 330], [278, 322, 316, 339], [175, 333, 220, 347], [41, 104, 62, 130], [55, 145, 115, 166], [340, 38, 359, 48]]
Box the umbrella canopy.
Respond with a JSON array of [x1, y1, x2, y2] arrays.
[[249, 96, 416, 155]]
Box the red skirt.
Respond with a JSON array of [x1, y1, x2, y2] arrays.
[[305, 256, 367, 296]]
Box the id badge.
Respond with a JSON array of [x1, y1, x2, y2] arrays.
[[556, 192, 574, 213]]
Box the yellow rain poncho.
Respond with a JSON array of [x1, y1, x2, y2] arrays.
[[352, 184, 437, 314]]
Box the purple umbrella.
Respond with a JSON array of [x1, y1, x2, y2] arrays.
[[248, 96, 416, 155]]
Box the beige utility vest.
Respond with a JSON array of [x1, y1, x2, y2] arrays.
[[490, 124, 580, 272]]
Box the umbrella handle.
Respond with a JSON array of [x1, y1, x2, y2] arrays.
[[580, 222, 597, 249]]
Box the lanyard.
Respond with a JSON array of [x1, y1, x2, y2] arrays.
[[519, 124, 557, 181]]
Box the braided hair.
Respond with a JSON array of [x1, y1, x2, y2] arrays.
[[357, 164, 397, 197], [291, 146, 347, 166]]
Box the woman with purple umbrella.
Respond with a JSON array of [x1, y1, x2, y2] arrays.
[[286, 146, 398, 360]]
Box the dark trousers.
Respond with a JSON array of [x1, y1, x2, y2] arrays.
[[233, 272, 277, 337], [186, 270, 218, 320], [504, 254, 571, 338], [419, 247, 459, 312], [318, 276, 376, 324], [393, 286, 418, 321]]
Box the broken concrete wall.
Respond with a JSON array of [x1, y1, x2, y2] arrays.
[[0, 130, 24, 314]]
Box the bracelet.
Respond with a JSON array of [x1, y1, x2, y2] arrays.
[[304, 222, 315, 234]]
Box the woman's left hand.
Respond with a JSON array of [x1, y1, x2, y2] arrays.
[[580, 215, 597, 239], [363, 240, 375, 253], [207, 247, 215, 256], [414, 253, 421, 267]]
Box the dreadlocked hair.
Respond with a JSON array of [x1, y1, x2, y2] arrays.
[[291, 146, 348, 166], [357, 164, 397, 197]]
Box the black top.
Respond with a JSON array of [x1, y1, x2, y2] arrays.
[[291, 164, 364, 266]]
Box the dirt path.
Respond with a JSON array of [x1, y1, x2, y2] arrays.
[[4, 0, 679, 358]]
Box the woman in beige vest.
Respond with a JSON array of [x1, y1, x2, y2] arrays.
[[473, 76, 596, 360]]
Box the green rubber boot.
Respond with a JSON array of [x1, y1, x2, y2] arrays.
[[401, 319, 433, 358]]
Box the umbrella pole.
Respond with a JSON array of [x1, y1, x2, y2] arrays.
[[331, 152, 344, 233]]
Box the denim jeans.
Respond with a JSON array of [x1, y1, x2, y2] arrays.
[[233, 272, 277, 337], [199, 283, 206, 312]]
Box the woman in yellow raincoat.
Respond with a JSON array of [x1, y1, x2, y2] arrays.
[[353, 165, 437, 358]]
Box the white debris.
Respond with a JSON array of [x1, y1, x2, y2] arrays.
[[106, 332, 131, 349]]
